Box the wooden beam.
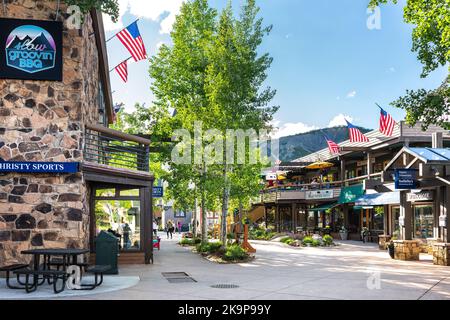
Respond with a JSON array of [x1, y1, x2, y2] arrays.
[[340, 147, 369, 152], [406, 157, 419, 169]]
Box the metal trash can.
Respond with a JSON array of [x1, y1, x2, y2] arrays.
[[95, 231, 119, 275]]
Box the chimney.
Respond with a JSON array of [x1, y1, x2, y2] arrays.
[[432, 132, 443, 148]]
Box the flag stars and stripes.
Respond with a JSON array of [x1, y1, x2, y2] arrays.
[[116, 21, 147, 62], [346, 120, 370, 143], [115, 60, 128, 83], [378, 105, 397, 137]]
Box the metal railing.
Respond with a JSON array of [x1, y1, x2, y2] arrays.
[[84, 124, 150, 172]]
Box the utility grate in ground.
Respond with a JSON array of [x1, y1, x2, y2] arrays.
[[162, 272, 197, 283], [211, 284, 239, 289]]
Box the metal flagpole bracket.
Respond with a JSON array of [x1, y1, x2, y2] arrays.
[[109, 56, 132, 73]]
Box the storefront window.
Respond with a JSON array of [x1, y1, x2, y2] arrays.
[[413, 205, 433, 239], [307, 211, 316, 228], [95, 200, 141, 251], [372, 210, 383, 231], [392, 207, 400, 235]]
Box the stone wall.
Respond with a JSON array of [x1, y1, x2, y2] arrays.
[[0, 1, 102, 265]]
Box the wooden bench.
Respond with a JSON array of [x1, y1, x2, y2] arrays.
[[14, 269, 67, 294], [0, 264, 29, 289]]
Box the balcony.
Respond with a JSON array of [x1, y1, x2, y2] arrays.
[[83, 123, 150, 173], [260, 184, 341, 203]]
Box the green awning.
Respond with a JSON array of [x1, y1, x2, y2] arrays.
[[309, 202, 338, 212], [338, 184, 365, 204]]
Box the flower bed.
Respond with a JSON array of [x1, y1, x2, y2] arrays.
[[190, 241, 255, 264], [279, 234, 336, 248]]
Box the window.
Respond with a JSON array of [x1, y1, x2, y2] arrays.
[[392, 206, 400, 235], [413, 205, 434, 239]]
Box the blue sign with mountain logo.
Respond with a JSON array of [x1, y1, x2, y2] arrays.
[[0, 18, 62, 81]]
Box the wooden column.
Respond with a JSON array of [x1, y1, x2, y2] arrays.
[[443, 186, 450, 243], [367, 152, 372, 176], [400, 190, 413, 240], [141, 183, 153, 265], [383, 205, 389, 235], [275, 205, 280, 233], [343, 204, 349, 227], [291, 203, 296, 231], [435, 186, 442, 240], [340, 158, 346, 186]]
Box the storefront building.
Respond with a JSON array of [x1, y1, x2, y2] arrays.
[[0, 2, 154, 266], [253, 122, 450, 252]]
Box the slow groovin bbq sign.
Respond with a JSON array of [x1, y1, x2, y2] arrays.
[[0, 18, 62, 81]]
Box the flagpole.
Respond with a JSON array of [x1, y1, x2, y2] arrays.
[[109, 56, 132, 73], [375, 103, 382, 110], [106, 18, 140, 43]]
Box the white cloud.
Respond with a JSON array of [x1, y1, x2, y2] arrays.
[[271, 120, 318, 139], [346, 90, 357, 98], [102, 0, 184, 34], [328, 114, 353, 127]]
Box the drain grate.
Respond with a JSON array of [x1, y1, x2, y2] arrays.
[[211, 284, 239, 289], [167, 277, 197, 283], [162, 272, 197, 283]]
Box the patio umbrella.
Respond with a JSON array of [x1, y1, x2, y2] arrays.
[[305, 161, 334, 170]]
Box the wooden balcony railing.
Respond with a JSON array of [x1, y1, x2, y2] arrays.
[[84, 123, 150, 172]]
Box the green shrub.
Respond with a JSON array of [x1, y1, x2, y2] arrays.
[[322, 235, 334, 246], [302, 236, 313, 245], [285, 238, 295, 245], [196, 241, 223, 253], [223, 245, 249, 261], [280, 236, 292, 244], [180, 238, 201, 246], [311, 239, 321, 247]]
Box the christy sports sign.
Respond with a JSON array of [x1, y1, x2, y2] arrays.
[[0, 18, 62, 81], [0, 162, 79, 173]]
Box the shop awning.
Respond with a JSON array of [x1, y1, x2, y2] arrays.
[[309, 202, 338, 212], [354, 192, 400, 206], [338, 184, 364, 204]]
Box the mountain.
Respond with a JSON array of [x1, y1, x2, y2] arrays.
[[278, 126, 372, 161], [7, 35, 32, 48], [30, 32, 53, 50]]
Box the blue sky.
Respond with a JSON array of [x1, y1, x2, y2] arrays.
[[103, 0, 448, 138]]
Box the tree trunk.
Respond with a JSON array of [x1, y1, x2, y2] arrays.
[[201, 165, 208, 244], [221, 164, 229, 246], [193, 196, 198, 239]]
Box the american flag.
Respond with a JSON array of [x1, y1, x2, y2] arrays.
[[346, 120, 369, 143], [324, 135, 340, 154], [378, 105, 396, 137], [116, 21, 147, 62], [115, 60, 128, 83]]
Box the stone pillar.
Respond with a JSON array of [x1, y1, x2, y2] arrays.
[[399, 191, 413, 240]]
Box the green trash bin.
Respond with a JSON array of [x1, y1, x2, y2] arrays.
[[95, 231, 119, 275]]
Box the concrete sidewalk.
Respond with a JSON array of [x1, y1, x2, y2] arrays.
[[56, 233, 450, 300]]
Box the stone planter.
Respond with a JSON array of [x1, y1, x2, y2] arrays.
[[432, 243, 450, 266], [378, 235, 392, 250], [339, 232, 348, 241], [393, 240, 421, 261]]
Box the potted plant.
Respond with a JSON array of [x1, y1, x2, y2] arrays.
[[387, 241, 395, 259], [339, 226, 348, 240]]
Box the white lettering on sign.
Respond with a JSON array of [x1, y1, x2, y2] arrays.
[[407, 191, 433, 202], [306, 190, 333, 200]]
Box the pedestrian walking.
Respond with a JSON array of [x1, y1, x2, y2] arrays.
[[166, 220, 174, 239], [177, 220, 182, 234]]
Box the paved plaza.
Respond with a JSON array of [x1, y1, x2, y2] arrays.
[[2, 233, 450, 300], [39, 233, 450, 300]]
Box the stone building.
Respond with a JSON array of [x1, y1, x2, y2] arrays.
[[0, 1, 154, 265]]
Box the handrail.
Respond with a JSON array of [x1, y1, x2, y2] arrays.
[[85, 123, 151, 146], [262, 172, 383, 193]]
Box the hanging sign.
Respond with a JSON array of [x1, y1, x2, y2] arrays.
[[0, 161, 79, 173], [394, 169, 417, 190], [152, 186, 163, 198], [0, 18, 63, 81]]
